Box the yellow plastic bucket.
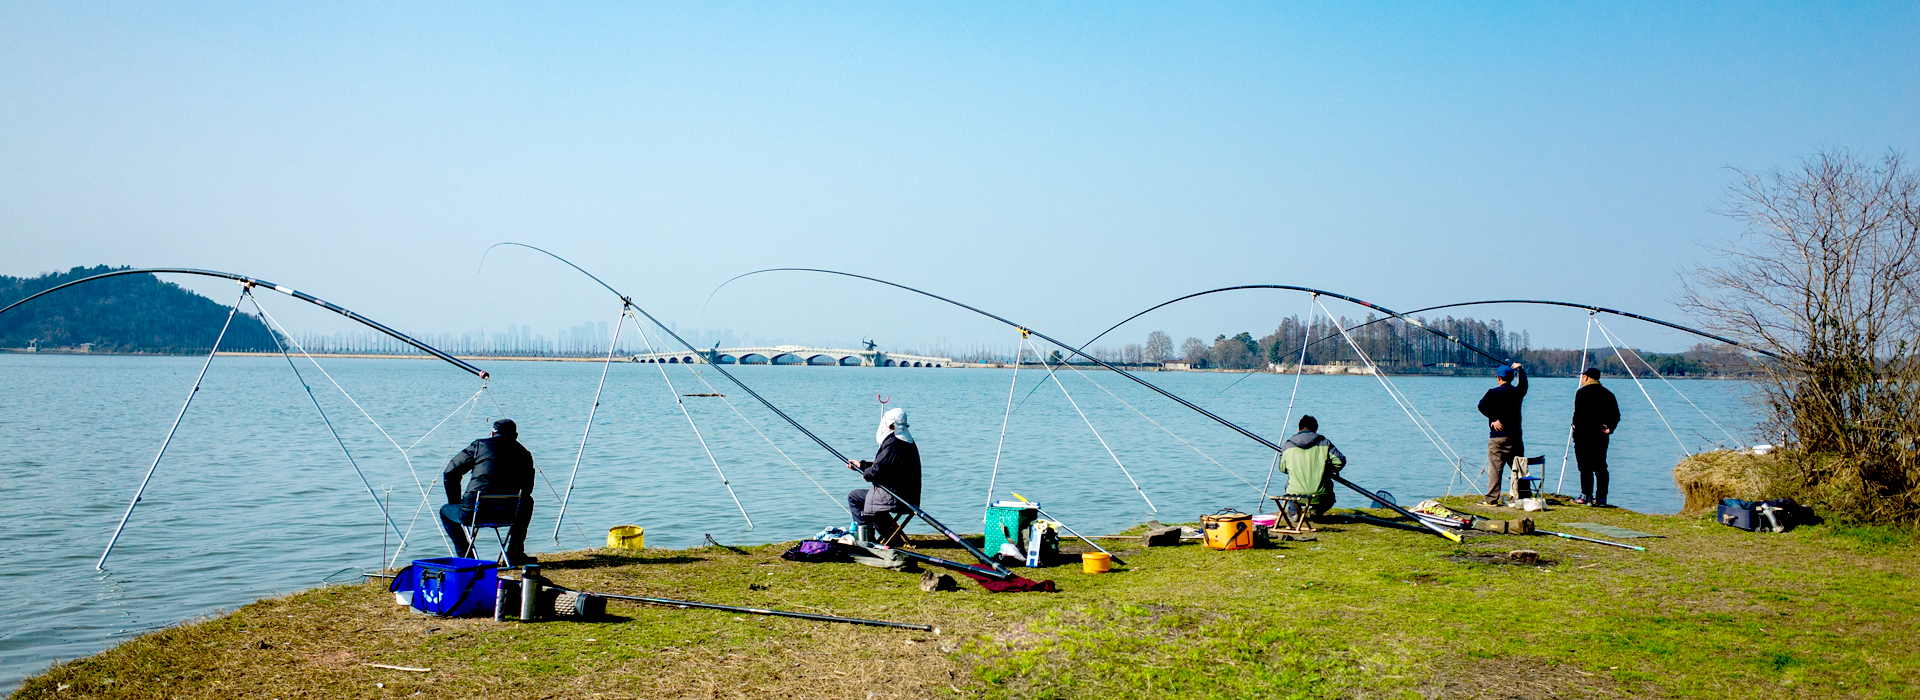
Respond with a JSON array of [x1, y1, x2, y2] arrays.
[[1081, 552, 1112, 574], [607, 525, 645, 549]]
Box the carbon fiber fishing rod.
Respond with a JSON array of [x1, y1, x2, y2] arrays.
[[710, 269, 1463, 543], [0, 268, 489, 378], [484, 244, 1015, 578], [1298, 299, 1781, 360]]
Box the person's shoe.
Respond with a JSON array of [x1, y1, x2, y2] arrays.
[[1572, 496, 1589, 506], [507, 554, 539, 568], [1593, 498, 1609, 508], [1478, 498, 1500, 506]]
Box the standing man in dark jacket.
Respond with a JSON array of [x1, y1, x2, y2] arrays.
[[846, 408, 921, 539], [1571, 368, 1621, 506], [1477, 363, 1528, 505], [441, 418, 537, 566]]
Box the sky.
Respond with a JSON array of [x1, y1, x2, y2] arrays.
[[2, 2, 1916, 355]]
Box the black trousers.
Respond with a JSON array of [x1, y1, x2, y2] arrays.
[[1574, 431, 1610, 500], [439, 496, 533, 559], [847, 489, 909, 527]]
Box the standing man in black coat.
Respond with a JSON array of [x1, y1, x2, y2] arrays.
[[1571, 368, 1622, 506], [1477, 363, 1528, 505], [440, 418, 538, 566], [846, 408, 921, 540]]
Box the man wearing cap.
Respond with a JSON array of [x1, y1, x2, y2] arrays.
[[1477, 363, 1528, 505], [441, 418, 538, 566], [1571, 368, 1621, 506]]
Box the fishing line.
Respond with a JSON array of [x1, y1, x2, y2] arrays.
[[250, 297, 459, 556], [678, 368, 840, 510], [1301, 299, 1780, 361], [1316, 298, 1477, 488], [710, 269, 1463, 542], [1259, 293, 1319, 511], [98, 285, 248, 571], [982, 330, 1026, 521], [552, 302, 631, 542], [1034, 337, 1157, 512], [250, 291, 409, 552], [1056, 355, 1264, 496], [631, 312, 754, 528], [1595, 317, 1744, 450], [1558, 313, 1596, 494], [1594, 320, 1690, 459]]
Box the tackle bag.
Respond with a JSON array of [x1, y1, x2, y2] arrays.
[[1719, 498, 1817, 533], [398, 557, 499, 617]]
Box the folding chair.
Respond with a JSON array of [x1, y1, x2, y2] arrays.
[[1267, 494, 1318, 533], [462, 493, 524, 564], [1509, 455, 1547, 501], [874, 509, 917, 548]]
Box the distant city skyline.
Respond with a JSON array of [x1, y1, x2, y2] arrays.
[[4, 3, 1916, 352]]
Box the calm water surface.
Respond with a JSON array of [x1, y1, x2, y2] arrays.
[[0, 353, 1760, 690]]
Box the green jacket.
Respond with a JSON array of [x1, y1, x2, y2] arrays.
[[1280, 430, 1346, 507]]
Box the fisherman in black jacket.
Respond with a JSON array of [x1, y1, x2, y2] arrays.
[[440, 418, 537, 566], [846, 408, 921, 541], [1477, 363, 1528, 505], [1571, 368, 1622, 506]]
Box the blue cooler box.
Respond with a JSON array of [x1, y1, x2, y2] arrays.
[[407, 557, 499, 617]]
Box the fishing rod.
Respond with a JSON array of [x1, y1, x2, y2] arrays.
[[484, 244, 1014, 578], [1299, 299, 1781, 360], [592, 591, 935, 631], [0, 268, 489, 378], [1536, 529, 1646, 551], [709, 269, 1463, 543]]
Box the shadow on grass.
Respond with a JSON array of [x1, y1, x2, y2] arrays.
[[539, 553, 707, 571]]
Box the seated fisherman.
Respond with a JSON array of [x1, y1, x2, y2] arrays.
[[1279, 415, 1346, 519], [440, 418, 537, 566], [845, 408, 922, 540]]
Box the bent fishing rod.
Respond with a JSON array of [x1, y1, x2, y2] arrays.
[[710, 269, 1463, 543], [1296, 299, 1781, 360], [484, 243, 1016, 578], [0, 268, 489, 378]]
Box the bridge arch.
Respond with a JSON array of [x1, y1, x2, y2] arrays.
[[771, 353, 803, 365], [805, 354, 837, 366], [739, 353, 769, 365], [838, 355, 863, 366], [712, 354, 736, 364]]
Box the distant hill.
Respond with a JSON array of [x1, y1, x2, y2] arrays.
[[0, 266, 279, 353]]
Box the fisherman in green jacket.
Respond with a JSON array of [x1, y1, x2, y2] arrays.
[[1279, 415, 1346, 518]]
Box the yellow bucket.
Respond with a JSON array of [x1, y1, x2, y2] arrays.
[[1081, 552, 1112, 574], [607, 525, 645, 549]]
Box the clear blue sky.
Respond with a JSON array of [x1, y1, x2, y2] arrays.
[[3, 2, 1915, 353]]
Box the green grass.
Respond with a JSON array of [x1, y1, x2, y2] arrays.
[[14, 500, 1919, 699]]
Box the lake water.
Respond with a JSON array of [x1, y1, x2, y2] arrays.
[[0, 352, 1760, 690]]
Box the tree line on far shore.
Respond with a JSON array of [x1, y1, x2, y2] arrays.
[[1077, 317, 1754, 377]]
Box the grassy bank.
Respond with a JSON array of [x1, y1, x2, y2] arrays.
[[16, 500, 1917, 699]]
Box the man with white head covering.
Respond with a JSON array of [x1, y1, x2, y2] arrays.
[[846, 407, 922, 539]]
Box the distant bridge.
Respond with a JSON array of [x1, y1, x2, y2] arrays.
[[631, 345, 956, 367]]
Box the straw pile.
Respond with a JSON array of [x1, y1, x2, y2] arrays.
[[1672, 450, 1793, 513]]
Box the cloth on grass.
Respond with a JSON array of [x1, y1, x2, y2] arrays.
[[953, 568, 1059, 593], [1561, 522, 1661, 539], [780, 540, 858, 563]]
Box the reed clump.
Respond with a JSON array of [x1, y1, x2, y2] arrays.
[[1675, 448, 1920, 525]]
